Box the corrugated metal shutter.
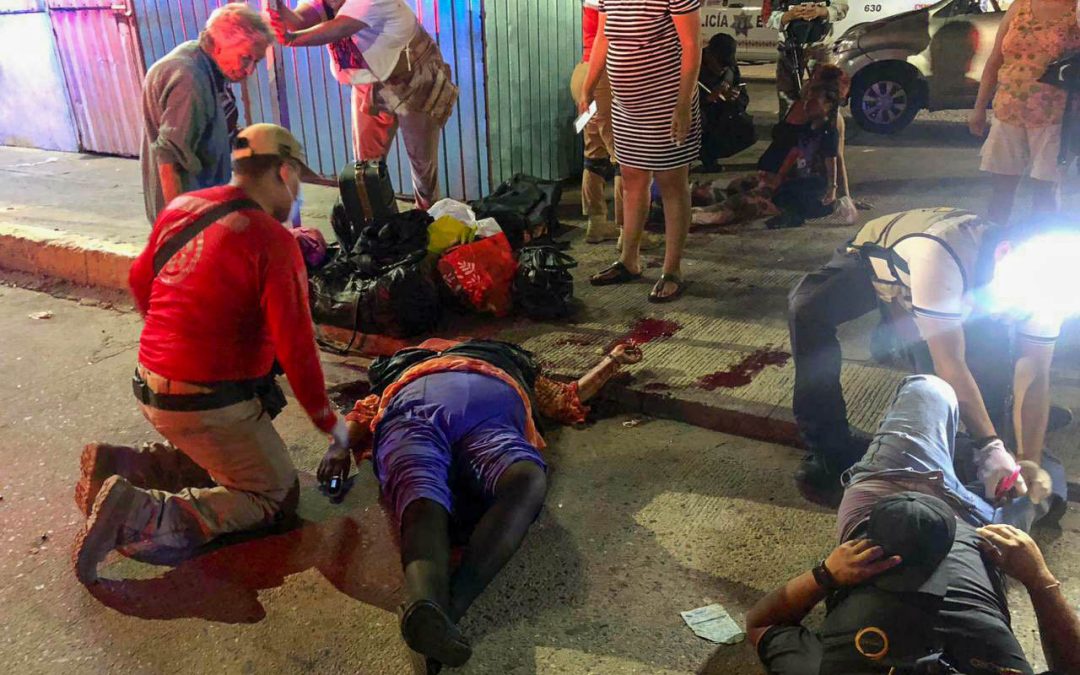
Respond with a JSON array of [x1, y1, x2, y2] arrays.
[[47, 0, 145, 155], [482, 0, 583, 186]]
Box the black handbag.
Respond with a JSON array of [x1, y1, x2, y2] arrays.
[[1039, 51, 1080, 166]]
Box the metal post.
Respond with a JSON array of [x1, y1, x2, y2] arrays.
[[264, 0, 290, 128]]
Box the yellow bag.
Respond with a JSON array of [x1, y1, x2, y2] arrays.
[[428, 215, 476, 255]]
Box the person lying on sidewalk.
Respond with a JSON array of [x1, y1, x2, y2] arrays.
[[73, 125, 349, 585], [316, 338, 642, 673], [690, 79, 844, 229], [747, 375, 1080, 675], [788, 208, 1071, 511]]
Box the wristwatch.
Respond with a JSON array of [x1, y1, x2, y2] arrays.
[[812, 559, 839, 590]]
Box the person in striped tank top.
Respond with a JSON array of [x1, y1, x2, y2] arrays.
[[580, 0, 702, 303]]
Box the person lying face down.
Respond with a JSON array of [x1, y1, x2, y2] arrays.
[[317, 338, 642, 673]]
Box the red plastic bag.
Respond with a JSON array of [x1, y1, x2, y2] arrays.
[[437, 233, 518, 316]]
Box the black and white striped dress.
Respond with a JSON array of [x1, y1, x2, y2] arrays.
[[600, 0, 702, 171]]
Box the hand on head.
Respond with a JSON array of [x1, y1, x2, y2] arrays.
[[824, 538, 902, 587]]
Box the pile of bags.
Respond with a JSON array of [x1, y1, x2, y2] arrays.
[[307, 162, 578, 338]]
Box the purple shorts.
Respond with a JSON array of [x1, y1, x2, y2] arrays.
[[373, 371, 547, 521]]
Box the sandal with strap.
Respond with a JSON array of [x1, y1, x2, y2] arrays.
[[590, 260, 643, 286], [648, 273, 687, 303]]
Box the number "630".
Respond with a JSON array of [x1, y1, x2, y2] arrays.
[[864, 3, 882, 10]]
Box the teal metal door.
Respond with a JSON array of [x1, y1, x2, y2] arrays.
[[483, 0, 583, 186]]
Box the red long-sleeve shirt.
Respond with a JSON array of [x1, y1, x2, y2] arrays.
[[583, 2, 600, 62], [129, 186, 337, 433]]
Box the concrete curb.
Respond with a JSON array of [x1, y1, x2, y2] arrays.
[[0, 222, 138, 291], [4, 219, 1078, 504]]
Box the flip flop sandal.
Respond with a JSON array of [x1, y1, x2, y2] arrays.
[[648, 274, 687, 304], [590, 260, 643, 286], [399, 600, 472, 668]]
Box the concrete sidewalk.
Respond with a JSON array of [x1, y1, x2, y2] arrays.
[[3, 135, 1080, 497]]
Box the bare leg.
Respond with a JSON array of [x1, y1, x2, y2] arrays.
[[400, 498, 452, 611], [654, 164, 692, 298], [987, 173, 1022, 226], [617, 165, 654, 275], [448, 462, 547, 622]]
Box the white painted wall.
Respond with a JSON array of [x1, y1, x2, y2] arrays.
[[0, 12, 79, 152]]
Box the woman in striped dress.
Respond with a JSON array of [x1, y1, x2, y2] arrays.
[[581, 0, 702, 302]]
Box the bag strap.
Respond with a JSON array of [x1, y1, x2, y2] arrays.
[[153, 198, 259, 277], [354, 162, 375, 222]]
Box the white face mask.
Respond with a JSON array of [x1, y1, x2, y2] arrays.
[[285, 184, 303, 228]]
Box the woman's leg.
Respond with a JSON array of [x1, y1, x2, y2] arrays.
[[1029, 177, 1059, 216], [616, 165, 653, 274], [986, 173, 1022, 227], [653, 164, 692, 298]]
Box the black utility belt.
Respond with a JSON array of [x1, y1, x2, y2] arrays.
[[132, 373, 260, 412]]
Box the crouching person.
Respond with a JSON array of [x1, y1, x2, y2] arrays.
[[317, 338, 642, 672], [73, 124, 350, 584]]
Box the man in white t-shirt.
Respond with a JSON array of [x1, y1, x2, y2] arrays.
[[787, 208, 1065, 514], [268, 0, 458, 209]]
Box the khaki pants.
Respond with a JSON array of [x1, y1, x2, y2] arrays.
[[117, 399, 298, 552], [570, 62, 622, 228], [352, 26, 459, 210]]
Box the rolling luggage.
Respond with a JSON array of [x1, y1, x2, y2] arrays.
[[334, 160, 399, 252]]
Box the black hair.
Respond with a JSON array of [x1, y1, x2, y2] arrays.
[[706, 33, 738, 65], [232, 154, 284, 178]]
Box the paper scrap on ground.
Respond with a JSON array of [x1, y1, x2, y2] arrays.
[[680, 604, 745, 645], [28, 311, 53, 320]]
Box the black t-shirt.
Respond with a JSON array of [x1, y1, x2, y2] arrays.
[[791, 124, 839, 179], [757, 122, 838, 176], [757, 523, 1039, 675]]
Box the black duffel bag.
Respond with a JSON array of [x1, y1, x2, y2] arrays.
[[513, 245, 577, 320], [351, 209, 432, 278], [471, 174, 563, 249], [310, 251, 441, 338]]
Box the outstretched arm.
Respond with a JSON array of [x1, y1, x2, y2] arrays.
[[278, 14, 364, 47], [747, 539, 901, 647], [576, 344, 643, 403]]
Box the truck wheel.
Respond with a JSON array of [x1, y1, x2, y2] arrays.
[[850, 67, 921, 134]]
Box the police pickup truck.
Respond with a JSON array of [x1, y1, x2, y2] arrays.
[[700, 0, 931, 62]]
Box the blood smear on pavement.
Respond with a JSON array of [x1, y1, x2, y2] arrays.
[[697, 349, 790, 390], [624, 318, 681, 346]]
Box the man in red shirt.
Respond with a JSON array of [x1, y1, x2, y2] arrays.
[[73, 124, 348, 584]]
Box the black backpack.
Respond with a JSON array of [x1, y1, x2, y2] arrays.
[[471, 174, 563, 250], [513, 245, 577, 320]]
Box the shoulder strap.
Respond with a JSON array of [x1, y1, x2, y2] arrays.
[[153, 198, 260, 277]]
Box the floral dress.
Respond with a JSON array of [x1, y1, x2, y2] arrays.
[[994, 0, 1080, 128]]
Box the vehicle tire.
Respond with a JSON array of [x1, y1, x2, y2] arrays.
[[850, 66, 922, 134]]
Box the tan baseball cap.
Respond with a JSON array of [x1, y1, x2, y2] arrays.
[[232, 123, 319, 180]]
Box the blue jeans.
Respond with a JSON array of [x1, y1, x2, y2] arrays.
[[841, 375, 1066, 534]]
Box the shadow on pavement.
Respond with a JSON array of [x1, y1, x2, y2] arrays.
[[88, 496, 403, 624]]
